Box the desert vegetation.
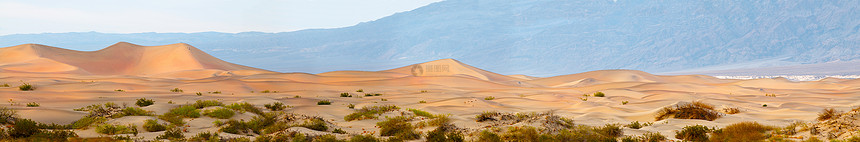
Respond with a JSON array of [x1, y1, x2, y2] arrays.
[[655, 101, 723, 121]]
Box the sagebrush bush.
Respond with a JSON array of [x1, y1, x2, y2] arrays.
[[204, 108, 235, 119], [9, 118, 41, 138], [157, 127, 184, 140], [593, 91, 605, 97], [408, 108, 435, 118], [170, 88, 183, 92], [427, 126, 464, 142], [135, 98, 154, 107], [344, 105, 399, 121], [484, 96, 495, 100], [317, 100, 332, 105], [475, 111, 501, 122], [18, 83, 34, 91], [69, 116, 107, 129], [675, 125, 711, 142], [476, 130, 503, 142], [114, 107, 154, 118], [301, 118, 328, 131], [95, 124, 137, 135], [377, 116, 419, 140], [165, 105, 200, 118], [264, 102, 287, 111], [817, 108, 839, 121], [0, 107, 15, 124], [224, 102, 264, 115], [655, 101, 723, 121], [25, 102, 39, 107], [722, 107, 741, 114], [709, 122, 772, 142], [29, 130, 78, 140], [192, 100, 223, 109], [340, 93, 351, 97], [189, 131, 219, 141], [625, 121, 652, 129], [143, 119, 166, 132]]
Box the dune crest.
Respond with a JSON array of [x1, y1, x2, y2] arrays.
[[0, 42, 271, 77]]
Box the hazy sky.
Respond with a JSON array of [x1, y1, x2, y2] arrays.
[[0, 0, 443, 36]]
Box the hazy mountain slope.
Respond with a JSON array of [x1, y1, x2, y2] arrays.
[[2, 0, 859, 76]]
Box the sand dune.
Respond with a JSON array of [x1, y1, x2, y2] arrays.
[[1, 43, 858, 141]]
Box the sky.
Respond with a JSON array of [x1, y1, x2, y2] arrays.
[[0, 0, 443, 36]]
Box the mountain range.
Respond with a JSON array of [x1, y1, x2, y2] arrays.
[[1, 0, 859, 76]]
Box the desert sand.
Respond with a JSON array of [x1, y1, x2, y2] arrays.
[[0, 43, 858, 141]]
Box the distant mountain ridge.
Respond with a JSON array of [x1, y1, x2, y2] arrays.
[[2, 0, 859, 76]]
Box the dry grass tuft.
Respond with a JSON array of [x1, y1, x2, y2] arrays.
[[817, 108, 839, 121], [709, 122, 772, 142], [655, 101, 723, 121]]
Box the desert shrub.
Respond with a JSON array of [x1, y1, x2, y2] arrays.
[[364, 93, 373, 97], [314, 134, 342, 142], [722, 107, 741, 114], [655, 101, 723, 121], [74, 102, 122, 117], [675, 125, 711, 142], [377, 116, 419, 140], [69, 116, 107, 129], [158, 114, 184, 125], [29, 130, 78, 140], [484, 96, 495, 100], [157, 127, 185, 140], [192, 100, 223, 109], [1, 83, 8, 87], [317, 100, 332, 105], [0, 107, 14, 124], [18, 83, 34, 91], [709, 122, 772, 142], [347, 104, 355, 109], [476, 130, 503, 142], [135, 98, 154, 107], [189, 131, 219, 142], [264, 102, 286, 111], [428, 115, 452, 126], [593, 124, 623, 137], [144, 119, 167, 132], [170, 88, 183, 92], [114, 107, 154, 118], [817, 108, 839, 121], [9, 118, 41, 138], [247, 112, 278, 134], [419, 100, 427, 103], [25, 102, 39, 107], [594, 91, 605, 97], [220, 119, 251, 134], [640, 132, 667, 142], [622, 100, 629, 105], [340, 93, 352, 97], [224, 102, 264, 115], [356, 89, 363, 92], [349, 134, 380, 142], [502, 126, 541, 141], [344, 105, 399, 121], [95, 124, 137, 135], [625, 121, 652, 129], [204, 108, 235, 119], [475, 111, 501, 122], [165, 105, 201, 118], [332, 128, 347, 134], [408, 108, 435, 118], [301, 118, 328, 131], [427, 126, 464, 142], [114, 89, 124, 92]]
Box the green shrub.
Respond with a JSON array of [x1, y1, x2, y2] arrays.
[[332, 128, 347, 134], [709, 122, 772, 142], [189, 131, 219, 142], [69, 116, 107, 129], [655, 101, 723, 121], [476, 130, 502, 142], [349, 134, 380, 142], [622, 101, 629, 105], [484, 96, 495, 100], [135, 98, 154, 107], [314, 134, 341, 142], [18, 83, 34, 91], [344, 105, 399, 121], [377, 116, 419, 140], [817, 108, 839, 121], [419, 100, 427, 103], [264, 102, 286, 111], [157, 127, 184, 140], [594, 124, 623, 137], [196, 92, 203, 96], [114, 89, 124, 92], [209, 91, 221, 94], [192, 100, 223, 109], [158, 114, 185, 125], [1, 83, 8, 87], [170, 88, 183, 92], [301, 118, 328, 131], [625, 121, 652, 129], [220, 119, 251, 134], [340, 93, 352, 97], [29, 130, 78, 140], [640, 132, 667, 142], [95, 124, 137, 135], [317, 100, 332, 105], [408, 109, 435, 118], [9, 118, 41, 138], [347, 104, 355, 109], [594, 91, 605, 97], [26, 102, 39, 107], [144, 119, 167, 132], [356, 89, 363, 93], [502, 126, 541, 141], [114, 107, 154, 118], [224, 102, 264, 115], [475, 111, 501, 122], [427, 126, 464, 142], [676, 125, 711, 142], [204, 108, 235, 119], [165, 105, 201, 118]]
